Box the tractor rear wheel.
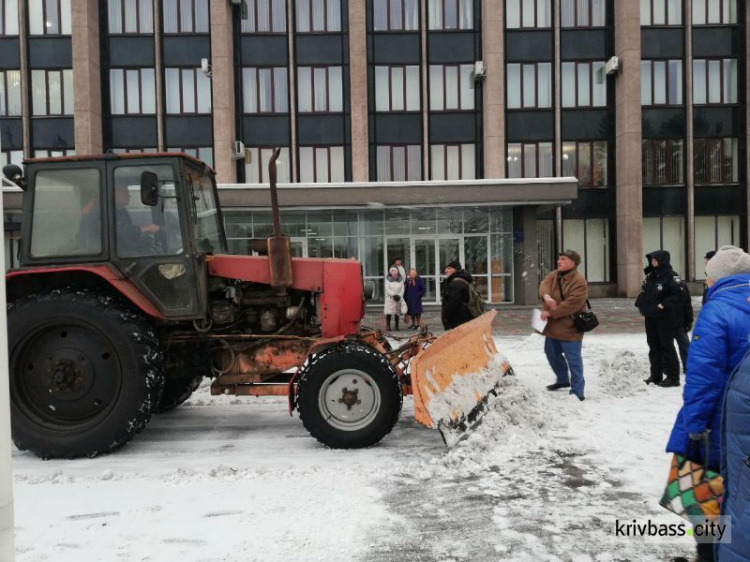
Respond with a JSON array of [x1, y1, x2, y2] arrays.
[[157, 375, 203, 413], [8, 288, 164, 459], [297, 344, 402, 449]]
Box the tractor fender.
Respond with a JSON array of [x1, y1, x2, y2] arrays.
[[6, 265, 166, 320]]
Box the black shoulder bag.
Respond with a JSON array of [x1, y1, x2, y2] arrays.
[[557, 274, 599, 333]]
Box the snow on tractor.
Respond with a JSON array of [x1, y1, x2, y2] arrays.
[[2, 151, 511, 459]]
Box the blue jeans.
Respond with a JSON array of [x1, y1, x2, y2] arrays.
[[544, 337, 585, 398]]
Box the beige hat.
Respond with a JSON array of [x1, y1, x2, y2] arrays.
[[706, 245, 750, 281]]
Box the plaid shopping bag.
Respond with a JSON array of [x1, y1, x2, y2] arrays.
[[659, 453, 724, 521]]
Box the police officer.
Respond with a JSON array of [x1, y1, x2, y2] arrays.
[[636, 250, 685, 387]]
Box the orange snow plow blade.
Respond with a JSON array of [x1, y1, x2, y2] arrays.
[[410, 310, 513, 446]]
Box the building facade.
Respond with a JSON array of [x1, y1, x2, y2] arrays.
[[0, 0, 747, 304]]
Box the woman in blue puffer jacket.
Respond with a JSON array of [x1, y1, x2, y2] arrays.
[[666, 246, 750, 562], [718, 348, 750, 561]]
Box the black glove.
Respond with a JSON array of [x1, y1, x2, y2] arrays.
[[685, 323, 693, 332], [392, 295, 401, 301]]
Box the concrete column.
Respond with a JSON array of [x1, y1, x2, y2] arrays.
[[513, 207, 540, 305], [685, 9, 695, 280], [287, 1, 298, 181], [154, 2, 164, 151], [614, 1, 643, 297], [481, 0, 504, 178], [348, 0, 368, 181], [18, 0, 30, 157], [71, 0, 103, 155], [554, 3, 563, 254], [210, 0, 237, 183], [421, 3, 429, 178]]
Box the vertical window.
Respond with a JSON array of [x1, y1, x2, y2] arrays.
[[241, 0, 287, 32], [33, 148, 75, 157], [429, 64, 474, 110], [430, 144, 475, 180], [299, 146, 345, 182], [1, 150, 24, 167], [562, 219, 610, 282], [507, 142, 553, 178], [242, 67, 289, 113], [507, 63, 552, 109], [506, 0, 552, 28], [692, 59, 737, 104], [28, 0, 71, 35], [0, 70, 22, 116], [640, 60, 683, 105], [375, 65, 420, 111], [642, 216, 686, 275], [562, 141, 608, 187], [245, 147, 291, 183], [374, 0, 419, 31], [376, 145, 422, 181], [109, 69, 156, 115], [296, 0, 341, 32], [694, 216, 739, 279], [108, 0, 154, 33], [428, 0, 473, 30], [561, 0, 606, 27], [31, 69, 73, 116], [167, 146, 214, 168], [692, 0, 737, 25], [165, 69, 212, 114], [641, 0, 682, 25], [297, 66, 343, 112], [163, 0, 209, 33], [694, 138, 739, 184], [642, 139, 684, 185], [561, 62, 607, 107], [1, 0, 19, 35]]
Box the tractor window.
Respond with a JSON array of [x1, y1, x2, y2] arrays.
[[30, 168, 103, 258], [186, 167, 225, 254], [113, 165, 184, 258]]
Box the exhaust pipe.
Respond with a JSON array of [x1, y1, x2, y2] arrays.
[[266, 148, 293, 290]]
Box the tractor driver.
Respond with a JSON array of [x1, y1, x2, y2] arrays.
[[114, 184, 161, 256]]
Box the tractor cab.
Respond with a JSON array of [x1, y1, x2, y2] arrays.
[[7, 153, 227, 320]]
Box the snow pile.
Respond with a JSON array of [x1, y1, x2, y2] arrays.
[[596, 350, 650, 397], [415, 374, 564, 478]]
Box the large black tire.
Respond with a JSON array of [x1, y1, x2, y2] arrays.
[[8, 288, 164, 459], [157, 375, 203, 413], [297, 344, 402, 449]]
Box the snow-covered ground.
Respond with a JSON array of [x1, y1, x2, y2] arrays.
[[13, 333, 698, 561]]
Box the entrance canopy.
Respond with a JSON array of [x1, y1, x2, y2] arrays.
[[217, 177, 579, 209]]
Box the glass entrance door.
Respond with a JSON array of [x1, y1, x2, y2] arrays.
[[290, 237, 307, 257], [464, 235, 490, 301], [385, 237, 409, 279], [413, 238, 437, 303], [438, 237, 464, 303]]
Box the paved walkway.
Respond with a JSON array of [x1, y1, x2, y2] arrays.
[[364, 297, 703, 336]]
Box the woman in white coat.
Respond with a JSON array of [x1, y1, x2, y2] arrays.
[[383, 266, 405, 331]]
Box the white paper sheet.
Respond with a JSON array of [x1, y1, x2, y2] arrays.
[[531, 309, 548, 333]]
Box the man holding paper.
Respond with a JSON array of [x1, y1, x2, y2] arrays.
[[538, 250, 589, 401]]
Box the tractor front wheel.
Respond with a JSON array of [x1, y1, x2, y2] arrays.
[[8, 288, 164, 459], [297, 344, 402, 449]]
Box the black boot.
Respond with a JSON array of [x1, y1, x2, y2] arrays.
[[386, 315, 392, 331], [658, 378, 680, 388], [395, 317, 400, 331], [546, 383, 571, 391], [644, 376, 663, 385]]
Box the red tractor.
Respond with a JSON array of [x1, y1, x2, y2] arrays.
[[2, 152, 506, 459]]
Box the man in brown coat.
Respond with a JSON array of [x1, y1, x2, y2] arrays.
[[538, 249, 589, 401]]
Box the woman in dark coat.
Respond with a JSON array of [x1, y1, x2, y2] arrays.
[[404, 268, 426, 329]]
